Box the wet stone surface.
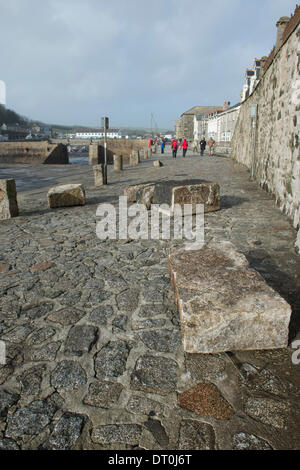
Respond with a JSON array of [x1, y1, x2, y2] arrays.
[[0, 150, 300, 449]]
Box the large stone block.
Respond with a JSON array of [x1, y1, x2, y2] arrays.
[[47, 184, 86, 208], [124, 179, 220, 215], [0, 179, 19, 219], [93, 164, 104, 186], [124, 183, 154, 203], [168, 242, 291, 353], [172, 183, 220, 214], [129, 150, 140, 166]]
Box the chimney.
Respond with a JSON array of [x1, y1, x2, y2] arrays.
[[259, 56, 268, 77], [275, 16, 289, 51]]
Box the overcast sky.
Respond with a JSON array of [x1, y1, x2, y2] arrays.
[[0, 0, 297, 129]]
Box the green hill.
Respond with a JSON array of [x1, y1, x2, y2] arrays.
[[0, 104, 27, 126]]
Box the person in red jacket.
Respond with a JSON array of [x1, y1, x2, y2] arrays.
[[181, 139, 188, 157], [171, 139, 179, 158]]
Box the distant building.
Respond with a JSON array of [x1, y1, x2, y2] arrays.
[[193, 102, 240, 144], [240, 58, 262, 102], [175, 105, 225, 140], [75, 129, 121, 139]]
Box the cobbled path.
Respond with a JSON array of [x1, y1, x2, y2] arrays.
[[0, 148, 300, 450]]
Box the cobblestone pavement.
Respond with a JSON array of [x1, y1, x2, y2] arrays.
[[0, 148, 300, 450]]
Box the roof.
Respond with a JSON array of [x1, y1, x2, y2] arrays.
[[181, 105, 224, 117]]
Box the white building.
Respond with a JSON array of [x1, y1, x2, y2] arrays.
[[75, 129, 122, 139], [207, 104, 240, 142], [240, 58, 262, 102], [194, 103, 240, 144]]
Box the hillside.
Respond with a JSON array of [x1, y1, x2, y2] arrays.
[[0, 104, 27, 126]]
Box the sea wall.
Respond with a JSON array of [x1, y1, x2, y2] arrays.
[[231, 14, 300, 229], [0, 141, 69, 164], [89, 139, 147, 165]]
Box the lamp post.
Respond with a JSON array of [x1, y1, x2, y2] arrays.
[[101, 117, 109, 184]]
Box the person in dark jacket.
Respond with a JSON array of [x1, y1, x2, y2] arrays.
[[200, 137, 206, 156], [161, 140, 165, 154]]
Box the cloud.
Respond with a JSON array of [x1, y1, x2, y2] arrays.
[[0, 0, 297, 128]]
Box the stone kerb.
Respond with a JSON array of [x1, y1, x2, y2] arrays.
[[93, 164, 104, 186], [114, 155, 123, 172], [130, 150, 140, 166], [0, 179, 19, 219], [168, 241, 291, 354], [47, 184, 86, 209]]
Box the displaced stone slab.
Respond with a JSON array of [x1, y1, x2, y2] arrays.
[[178, 383, 235, 420], [168, 242, 291, 353], [47, 184, 86, 208], [0, 179, 19, 220], [153, 160, 163, 167], [124, 179, 220, 214], [124, 183, 154, 203], [172, 182, 220, 213], [135, 184, 156, 210]]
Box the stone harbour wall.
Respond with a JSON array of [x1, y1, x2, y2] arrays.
[[231, 19, 300, 229], [0, 141, 69, 164], [214, 141, 232, 155], [89, 139, 147, 165]]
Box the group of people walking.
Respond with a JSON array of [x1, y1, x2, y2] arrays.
[[197, 137, 215, 156], [170, 138, 188, 158], [170, 136, 215, 158]]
